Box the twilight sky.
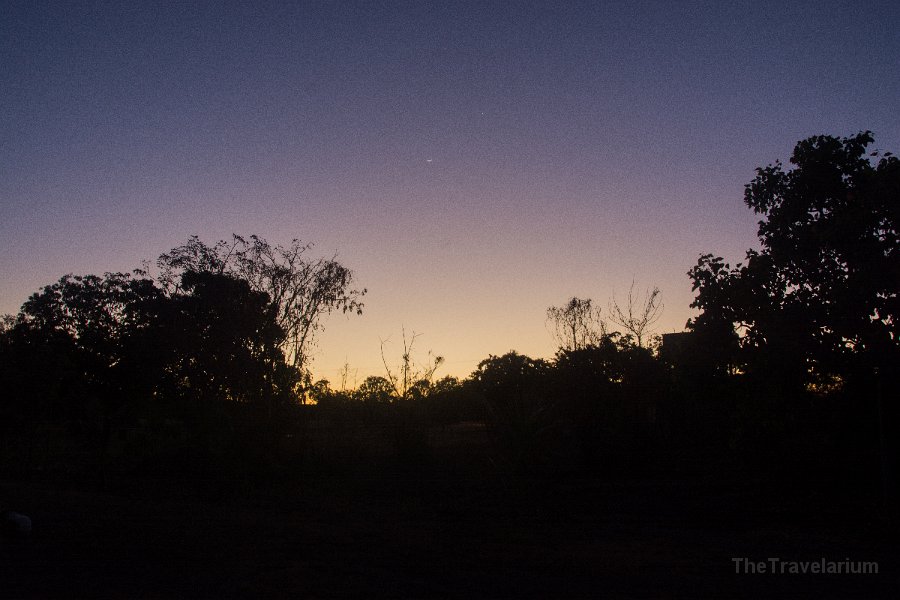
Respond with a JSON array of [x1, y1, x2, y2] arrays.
[[2, 0, 899, 382]]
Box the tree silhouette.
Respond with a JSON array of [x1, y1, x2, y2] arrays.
[[354, 375, 396, 404], [1, 266, 301, 466], [689, 132, 900, 380], [546, 297, 607, 351], [471, 352, 556, 472], [380, 328, 444, 401], [157, 270, 293, 408], [608, 281, 663, 348], [13, 272, 164, 454], [154, 234, 366, 376]]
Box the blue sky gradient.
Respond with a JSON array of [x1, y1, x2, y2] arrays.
[[2, 0, 898, 380]]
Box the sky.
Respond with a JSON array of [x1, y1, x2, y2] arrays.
[[2, 0, 899, 383]]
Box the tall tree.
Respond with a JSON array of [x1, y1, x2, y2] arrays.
[[546, 297, 607, 351], [9, 271, 164, 454], [608, 281, 663, 348], [158, 270, 292, 408], [153, 234, 366, 374], [689, 131, 900, 379], [380, 328, 444, 400]]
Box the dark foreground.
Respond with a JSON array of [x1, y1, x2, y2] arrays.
[[1, 475, 896, 599]]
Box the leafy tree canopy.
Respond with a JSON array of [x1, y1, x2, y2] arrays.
[[689, 131, 900, 380], [152, 234, 365, 374]]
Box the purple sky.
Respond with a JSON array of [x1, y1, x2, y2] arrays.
[[2, 1, 899, 382]]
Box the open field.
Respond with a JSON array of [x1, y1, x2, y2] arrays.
[[2, 475, 896, 598]]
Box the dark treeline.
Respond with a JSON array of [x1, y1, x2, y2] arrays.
[[1, 132, 898, 508]]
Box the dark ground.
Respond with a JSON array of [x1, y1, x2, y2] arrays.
[[1, 474, 896, 599]]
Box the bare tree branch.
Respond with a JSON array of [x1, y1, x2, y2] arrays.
[[154, 234, 366, 377], [546, 297, 607, 351], [380, 327, 444, 400], [608, 280, 663, 347]]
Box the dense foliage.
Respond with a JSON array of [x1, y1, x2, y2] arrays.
[[1, 135, 897, 505], [689, 132, 900, 385]]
